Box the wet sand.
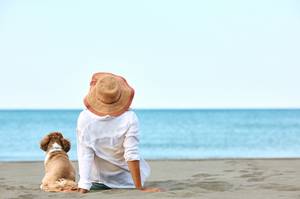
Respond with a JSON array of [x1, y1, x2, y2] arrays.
[[1, 159, 300, 199]]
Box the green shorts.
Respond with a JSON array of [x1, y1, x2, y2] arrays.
[[90, 182, 111, 191]]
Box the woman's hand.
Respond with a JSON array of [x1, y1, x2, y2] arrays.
[[78, 188, 88, 194], [127, 161, 162, 193], [141, 187, 162, 192]]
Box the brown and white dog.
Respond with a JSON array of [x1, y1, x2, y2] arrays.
[[40, 132, 77, 192]]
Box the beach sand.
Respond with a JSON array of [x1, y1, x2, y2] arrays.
[[1, 159, 300, 199]]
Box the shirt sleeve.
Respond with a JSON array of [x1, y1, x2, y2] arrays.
[[77, 127, 94, 190], [123, 112, 140, 161]]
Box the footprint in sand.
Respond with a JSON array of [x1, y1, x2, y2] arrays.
[[260, 183, 300, 192], [195, 181, 233, 192], [15, 193, 36, 199], [239, 171, 268, 182], [225, 160, 238, 166], [147, 178, 233, 192], [224, 169, 235, 173], [3, 184, 16, 191], [239, 169, 250, 173], [240, 171, 264, 178], [239, 169, 285, 183], [247, 177, 266, 182], [192, 173, 218, 178]]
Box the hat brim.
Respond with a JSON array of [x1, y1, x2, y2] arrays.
[[84, 72, 135, 117]]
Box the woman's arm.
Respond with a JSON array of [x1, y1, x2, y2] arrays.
[[127, 160, 161, 192], [125, 113, 160, 192], [127, 160, 142, 189], [77, 129, 94, 193], [77, 142, 94, 193]]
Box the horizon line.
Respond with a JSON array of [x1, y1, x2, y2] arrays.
[[0, 107, 300, 111]]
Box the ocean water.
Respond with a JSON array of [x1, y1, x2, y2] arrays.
[[0, 109, 300, 161]]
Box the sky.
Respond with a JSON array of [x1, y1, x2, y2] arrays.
[[0, 0, 299, 109]]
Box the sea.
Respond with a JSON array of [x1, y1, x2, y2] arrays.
[[0, 109, 300, 161]]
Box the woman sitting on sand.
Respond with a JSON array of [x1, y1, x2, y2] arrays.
[[76, 72, 159, 193]]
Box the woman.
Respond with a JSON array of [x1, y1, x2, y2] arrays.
[[77, 72, 159, 193]]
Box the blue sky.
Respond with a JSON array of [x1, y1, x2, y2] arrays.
[[0, 0, 299, 109]]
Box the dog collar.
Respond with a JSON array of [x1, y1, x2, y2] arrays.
[[48, 144, 63, 153]]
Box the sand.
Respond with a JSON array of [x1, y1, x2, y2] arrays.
[[1, 159, 300, 199]]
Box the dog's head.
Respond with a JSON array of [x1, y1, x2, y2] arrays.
[[40, 132, 71, 153]]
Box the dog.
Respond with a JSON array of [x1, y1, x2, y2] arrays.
[[40, 132, 77, 192]]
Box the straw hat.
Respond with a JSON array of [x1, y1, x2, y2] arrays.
[[84, 72, 135, 117]]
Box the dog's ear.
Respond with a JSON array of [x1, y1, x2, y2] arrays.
[[61, 138, 71, 153], [40, 135, 50, 151]]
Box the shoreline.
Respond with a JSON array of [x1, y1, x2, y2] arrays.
[[1, 157, 300, 163], [1, 159, 300, 198]]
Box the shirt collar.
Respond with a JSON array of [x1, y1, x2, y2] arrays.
[[85, 109, 115, 120]]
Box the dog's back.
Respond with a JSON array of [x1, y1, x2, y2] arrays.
[[40, 132, 77, 192]]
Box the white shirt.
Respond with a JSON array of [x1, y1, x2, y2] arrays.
[[76, 109, 150, 190]]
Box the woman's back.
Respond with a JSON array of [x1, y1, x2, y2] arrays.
[[77, 109, 150, 189]]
